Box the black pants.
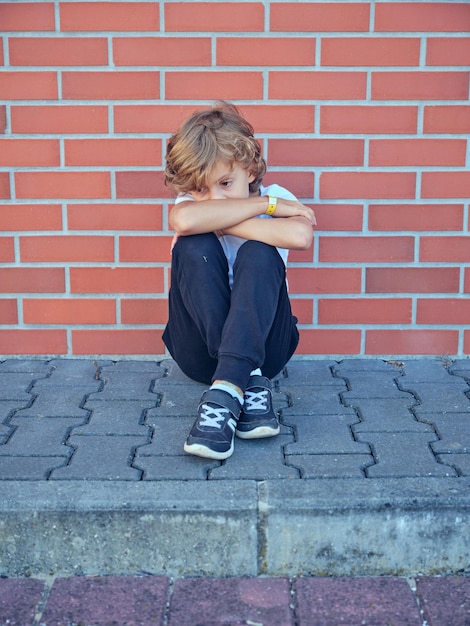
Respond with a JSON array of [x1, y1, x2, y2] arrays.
[[162, 233, 299, 390]]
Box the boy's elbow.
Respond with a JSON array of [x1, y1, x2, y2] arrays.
[[293, 222, 313, 250]]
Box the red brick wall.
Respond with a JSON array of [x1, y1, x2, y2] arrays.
[[1, 1, 469, 358]]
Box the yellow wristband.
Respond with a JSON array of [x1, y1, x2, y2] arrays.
[[266, 196, 277, 215]]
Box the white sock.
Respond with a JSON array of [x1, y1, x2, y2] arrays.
[[250, 368, 262, 376]]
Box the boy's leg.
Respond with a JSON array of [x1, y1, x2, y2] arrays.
[[213, 240, 299, 390], [162, 233, 231, 385]]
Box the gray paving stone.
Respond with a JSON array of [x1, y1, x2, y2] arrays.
[[139, 414, 194, 455], [50, 435, 148, 480], [78, 400, 155, 436], [0, 358, 51, 374], [294, 577, 422, 626], [286, 453, 373, 478], [0, 455, 68, 479], [90, 372, 160, 401], [357, 432, 456, 477], [151, 385, 205, 416], [341, 373, 414, 400], [0, 424, 12, 444], [100, 360, 163, 373], [167, 577, 293, 626], [49, 357, 112, 377], [401, 359, 465, 384], [153, 358, 196, 383], [416, 576, 470, 626], [0, 417, 84, 456], [137, 454, 220, 480], [33, 375, 102, 390], [209, 434, 299, 480], [401, 383, 470, 412], [345, 399, 433, 433], [283, 414, 370, 454], [0, 373, 34, 401], [278, 359, 341, 386], [40, 575, 169, 626], [334, 359, 406, 373], [0, 577, 45, 625], [15, 392, 90, 418], [436, 453, 470, 476], [429, 414, 470, 453], [282, 385, 351, 416]]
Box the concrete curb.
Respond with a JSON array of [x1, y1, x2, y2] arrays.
[[1, 477, 469, 578]]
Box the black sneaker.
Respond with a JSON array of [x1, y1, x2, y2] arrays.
[[184, 388, 242, 460], [235, 375, 280, 439]]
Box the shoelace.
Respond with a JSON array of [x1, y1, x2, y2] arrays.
[[244, 388, 269, 412], [199, 403, 230, 429]]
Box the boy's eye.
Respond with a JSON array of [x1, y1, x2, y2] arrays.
[[221, 180, 232, 187]]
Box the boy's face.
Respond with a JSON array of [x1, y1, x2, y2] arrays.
[[190, 161, 255, 201]]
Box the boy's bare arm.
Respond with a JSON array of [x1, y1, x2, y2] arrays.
[[222, 215, 314, 251], [169, 197, 314, 236]]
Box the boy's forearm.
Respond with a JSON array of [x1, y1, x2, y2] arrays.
[[224, 216, 313, 251], [169, 197, 268, 235]]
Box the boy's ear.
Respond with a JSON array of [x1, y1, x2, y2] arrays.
[[248, 170, 255, 183]]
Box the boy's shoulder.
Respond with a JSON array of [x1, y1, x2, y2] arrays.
[[260, 183, 297, 202]]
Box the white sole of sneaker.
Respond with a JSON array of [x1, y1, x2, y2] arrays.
[[235, 426, 280, 440], [183, 441, 234, 460]]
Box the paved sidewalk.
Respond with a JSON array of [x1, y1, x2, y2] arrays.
[[0, 358, 469, 599], [1, 573, 469, 625]]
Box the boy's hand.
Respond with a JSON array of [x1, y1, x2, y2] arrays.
[[271, 198, 316, 225]]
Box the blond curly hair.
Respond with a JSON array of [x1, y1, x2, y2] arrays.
[[164, 101, 266, 196]]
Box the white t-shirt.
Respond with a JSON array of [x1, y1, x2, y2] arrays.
[[174, 183, 297, 286]]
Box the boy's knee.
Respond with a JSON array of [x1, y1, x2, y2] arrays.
[[173, 232, 220, 260], [237, 240, 283, 268]]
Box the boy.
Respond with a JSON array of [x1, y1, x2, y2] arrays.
[[163, 101, 315, 460]]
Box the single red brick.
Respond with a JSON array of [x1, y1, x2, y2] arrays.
[[427, 37, 470, 66], [297, 329, 361, 355], [0, 106, 6, 133], [372, 71, 469, 100], [9, 37, 108, 66], [68, 204, 162, 231], [0, 72, 57, 99], [70, 267, 164, 294], [23, 298, 116, 324], [15, 172, 110, 200], [271, 3, 369, 32], [287, 267, 362, 294], [263, 171, 315, 200], [320, 236, 414, 263], [369, 139, 466, 166], [60, 2, 159, 31], [0, 268, 65, 293], [217, 37, 315, 66], [166, 71, 263, 100], [165, 2, 264, 32], [311, 204, 364, 232], [63, 72, 159, 100], [65, 139, 161, 166], [114, 104, 197, 133], [0, 139, 59, 166], [289, 247, 314, 263], [270, 71, 367, 100], [11, 105, 108, 134], [417, 298, 470, 325], [20, 235, 114, 263], [422, 172, 470, 199], [369, 204, 463, 232], [0, 174, 10, 199], [321, 172, 416, 200], [465, 331, 470, 355], [121, 298, 168, 324], [375, 2, 470, 32], [116, 172, 169, 199], [321, 105, 417, 134], [0, 237, 14, 262], [290, 298, 313, 325], [114, 37, 211, 66], [366, 330, 458, 356], [0, 300, 17, 324], [424, 106, 470, 134], [466, 269, 470, 294], [0, 329, 67, 355], [240, 105, 315, 133], [119, 236, 172, 263], [0, 204, 62, 231], [0, 3, 55, 31], [269, 139, 364, 167], [319, 298, 412, 324], [72, 330, 165, 355], [420, 236, 470, 263], [366, 267, 460, 294], [322, 37, 420, 67]]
